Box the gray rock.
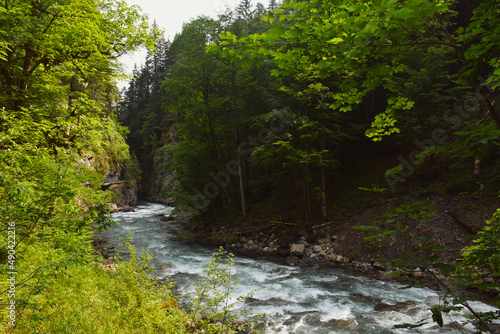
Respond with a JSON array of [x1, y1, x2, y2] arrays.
[[298, 240, 310, 247], [374, 301, 416, 312], [290, 243, 305, 256], [482, 268, 493, 277], [379, 271, 394, 280], [318, 237, 331, 244], [484, 277, 495, 284], [312, 245, 323, 253], [119, 205, 135, 212], [374, 302, 394, 311]]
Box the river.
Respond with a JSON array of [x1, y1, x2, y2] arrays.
[[98, 202, 498, 333]]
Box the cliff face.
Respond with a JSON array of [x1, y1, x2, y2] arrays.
[[114, 183, 138, 207], [103, 169, 138, 211], [144, 149, 178, 205], [141, 124, 179, 205]]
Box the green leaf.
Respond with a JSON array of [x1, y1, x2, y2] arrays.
[[353, 225, 377, 231], [431, 307, 444, 327], [433, 263, 455, 276]]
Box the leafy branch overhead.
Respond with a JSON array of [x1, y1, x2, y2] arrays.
[[212, 0, 500, 139], [0, 0, 151, 111]]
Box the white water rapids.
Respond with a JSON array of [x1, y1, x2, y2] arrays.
[[98, 202, 498, 333]]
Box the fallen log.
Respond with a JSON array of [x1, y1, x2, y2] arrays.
[[268, 220, 299, 226], [446, 209, 479, 233]]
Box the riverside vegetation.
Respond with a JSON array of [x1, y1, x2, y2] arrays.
[[1, 0, 500, 333], [0, 0, 244, 332]]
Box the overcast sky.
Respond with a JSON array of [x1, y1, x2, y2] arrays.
[[118, 0, 271, 88]]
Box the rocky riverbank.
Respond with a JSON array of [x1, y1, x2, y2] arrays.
[[180, 215, 500, 307], [185, 223, 417, 282]]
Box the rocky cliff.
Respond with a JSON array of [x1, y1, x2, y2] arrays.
[[141, 124, 180, 205], [103, 169, 137, 212]]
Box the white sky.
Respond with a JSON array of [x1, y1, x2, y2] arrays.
[[118, 0, 271, 88]]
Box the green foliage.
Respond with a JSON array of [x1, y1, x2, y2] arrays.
[[186, 246, 266, 333], [218, 0, 500, 141], [430, 304, 463, 328], [0, 0, 161, 331], [356, 200, 500, 332], [0, 108, 110, 245], [0, 236, 189, 333], [459, 209, 500, 284], [148, 10, 280, 216], [458, 0, 500, 89], [219, 0, 455, 138], [0, 104, 141, 331], [0, 0, 150, 111], [449, 122, 500, 161]]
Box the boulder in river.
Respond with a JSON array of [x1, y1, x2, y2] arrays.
[[119, 205, 135, 212], [395, 301, 416, 309], [328, 319, 357, 327], [374, 303, 395, 311], [374, 301, 416, 312], [350, 293, 382, 304]]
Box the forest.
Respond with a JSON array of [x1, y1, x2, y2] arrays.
[[1, 0, 500, 333]]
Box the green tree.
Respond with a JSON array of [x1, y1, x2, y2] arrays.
[[163, 10, 276, 217], [117, 25, 176, 195], [220, 0, 499, 138], [0, 0, 151, 329], [0, 0, 150, 111]]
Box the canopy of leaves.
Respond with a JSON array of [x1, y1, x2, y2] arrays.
[[0, 0, 155, 330]]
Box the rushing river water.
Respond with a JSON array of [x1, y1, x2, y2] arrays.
[[98, 202, 498, 333]]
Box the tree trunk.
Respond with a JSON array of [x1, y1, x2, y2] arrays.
[[321, 165, 326, 218], [231, 70, 246, 218], [320, 137, 327, 218], [237, 152, 246, 218]]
